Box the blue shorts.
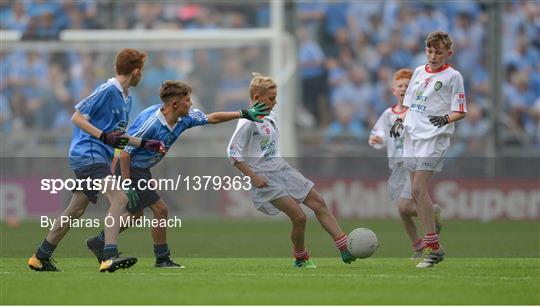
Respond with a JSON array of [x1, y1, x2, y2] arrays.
[[73, 163, 112, 204], [114, 164, 161, 214]]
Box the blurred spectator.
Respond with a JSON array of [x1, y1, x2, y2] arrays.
[[0, 94, 11, 133], [298, 26, 326, 125], [450, 103, 490, 156], [297, 1, 327, 34], [215, 52, 251, 112], [325, 102, 366, 143], [136, 52, 179, 107], [3, 2, 29, 31], [330, 65, 373, 126], [504, 70, 536, 133], [133, 3, 167, 29]]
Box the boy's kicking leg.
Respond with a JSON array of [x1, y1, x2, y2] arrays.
[[302, 188, 356, 263], [28, 192, 90, 271], [270, 196, 315, 268]]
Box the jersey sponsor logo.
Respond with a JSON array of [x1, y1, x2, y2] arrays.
[[413, 90, 428, 110], [260, 138, 276, 160], [434, 81, 442, 91], [409, 103, 427, 112]]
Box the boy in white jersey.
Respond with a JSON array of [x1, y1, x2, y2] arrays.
[[227, 73, 356, 268], [390, 31, 467, 268], [369, 69, 441, 259]]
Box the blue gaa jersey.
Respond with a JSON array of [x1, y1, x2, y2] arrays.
[[124, 104, 208, 169], [69, 78, 132, 170]]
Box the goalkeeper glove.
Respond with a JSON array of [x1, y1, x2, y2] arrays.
[[428, 114, 450, 127], [99, 131, 129, 149], [240, 102, 270, 123], [140, 139, 166, 154], [124, 186, 139, 211], [389, 118, 404, 138]]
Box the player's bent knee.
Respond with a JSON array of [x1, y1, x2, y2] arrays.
[[398, 203, 410, 217], [107, 191, 128, 207], [151, 202, 169, 219], [153, 206, 168, 219], [411, 187, 424, 200], [292, 212, 307, 225]]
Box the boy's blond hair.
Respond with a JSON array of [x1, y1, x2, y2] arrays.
[[393, 68, 413, 82], [425, 31, 453, 51], [159, 80, 191, 103], [249, 72, 277, 99]]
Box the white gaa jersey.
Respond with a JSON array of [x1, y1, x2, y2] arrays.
[[369, 105, 407, 170], [403, 64, 467, 140], [227, 111, 287, 172]]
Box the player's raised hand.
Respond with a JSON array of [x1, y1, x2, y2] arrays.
[[389, 118, 404, 138], [141, 139, 166, 154], [428, 114, 450, 128], [240, 102, 270, 123], [99, 130, 129, 149]]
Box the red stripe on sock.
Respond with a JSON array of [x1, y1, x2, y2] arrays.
[[334, 235, 348, 251], [424, 233, 440, 250], [292, 248, 309, 260], [413, 239, 424, 251]]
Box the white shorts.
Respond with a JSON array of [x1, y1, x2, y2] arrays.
[[403, 132, 450, 173], [249, 165, 315, 216], [388, 164, 412, 201]]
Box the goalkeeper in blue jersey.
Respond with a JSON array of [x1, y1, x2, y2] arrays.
[[28, 49, 165, 273], [85, 80, 269, 268]]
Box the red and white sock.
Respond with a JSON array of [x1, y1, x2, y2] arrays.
[[412, 238, 425, 252], [334, 235, 348, 251], [423, 233, 440, 250], [292, 248, 309, 260]]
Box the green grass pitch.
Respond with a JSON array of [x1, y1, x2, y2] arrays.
[[1, 219, 539, 304]]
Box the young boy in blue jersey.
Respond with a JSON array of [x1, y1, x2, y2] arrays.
[[28, 48, 165, 272], [85, 80, 269, 268]]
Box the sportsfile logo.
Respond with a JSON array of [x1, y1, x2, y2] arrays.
[[40, 175, 251, 194]]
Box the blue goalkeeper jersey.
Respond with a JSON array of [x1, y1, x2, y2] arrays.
[[124, 104, 208, 169], [69, 78, 132, 170]]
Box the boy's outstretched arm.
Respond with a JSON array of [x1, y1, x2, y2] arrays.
[[206, 112, 241, 124], [207, 102, 270, 124]]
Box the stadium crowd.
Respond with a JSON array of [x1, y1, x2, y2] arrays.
[[1, 1, 539, 154]]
